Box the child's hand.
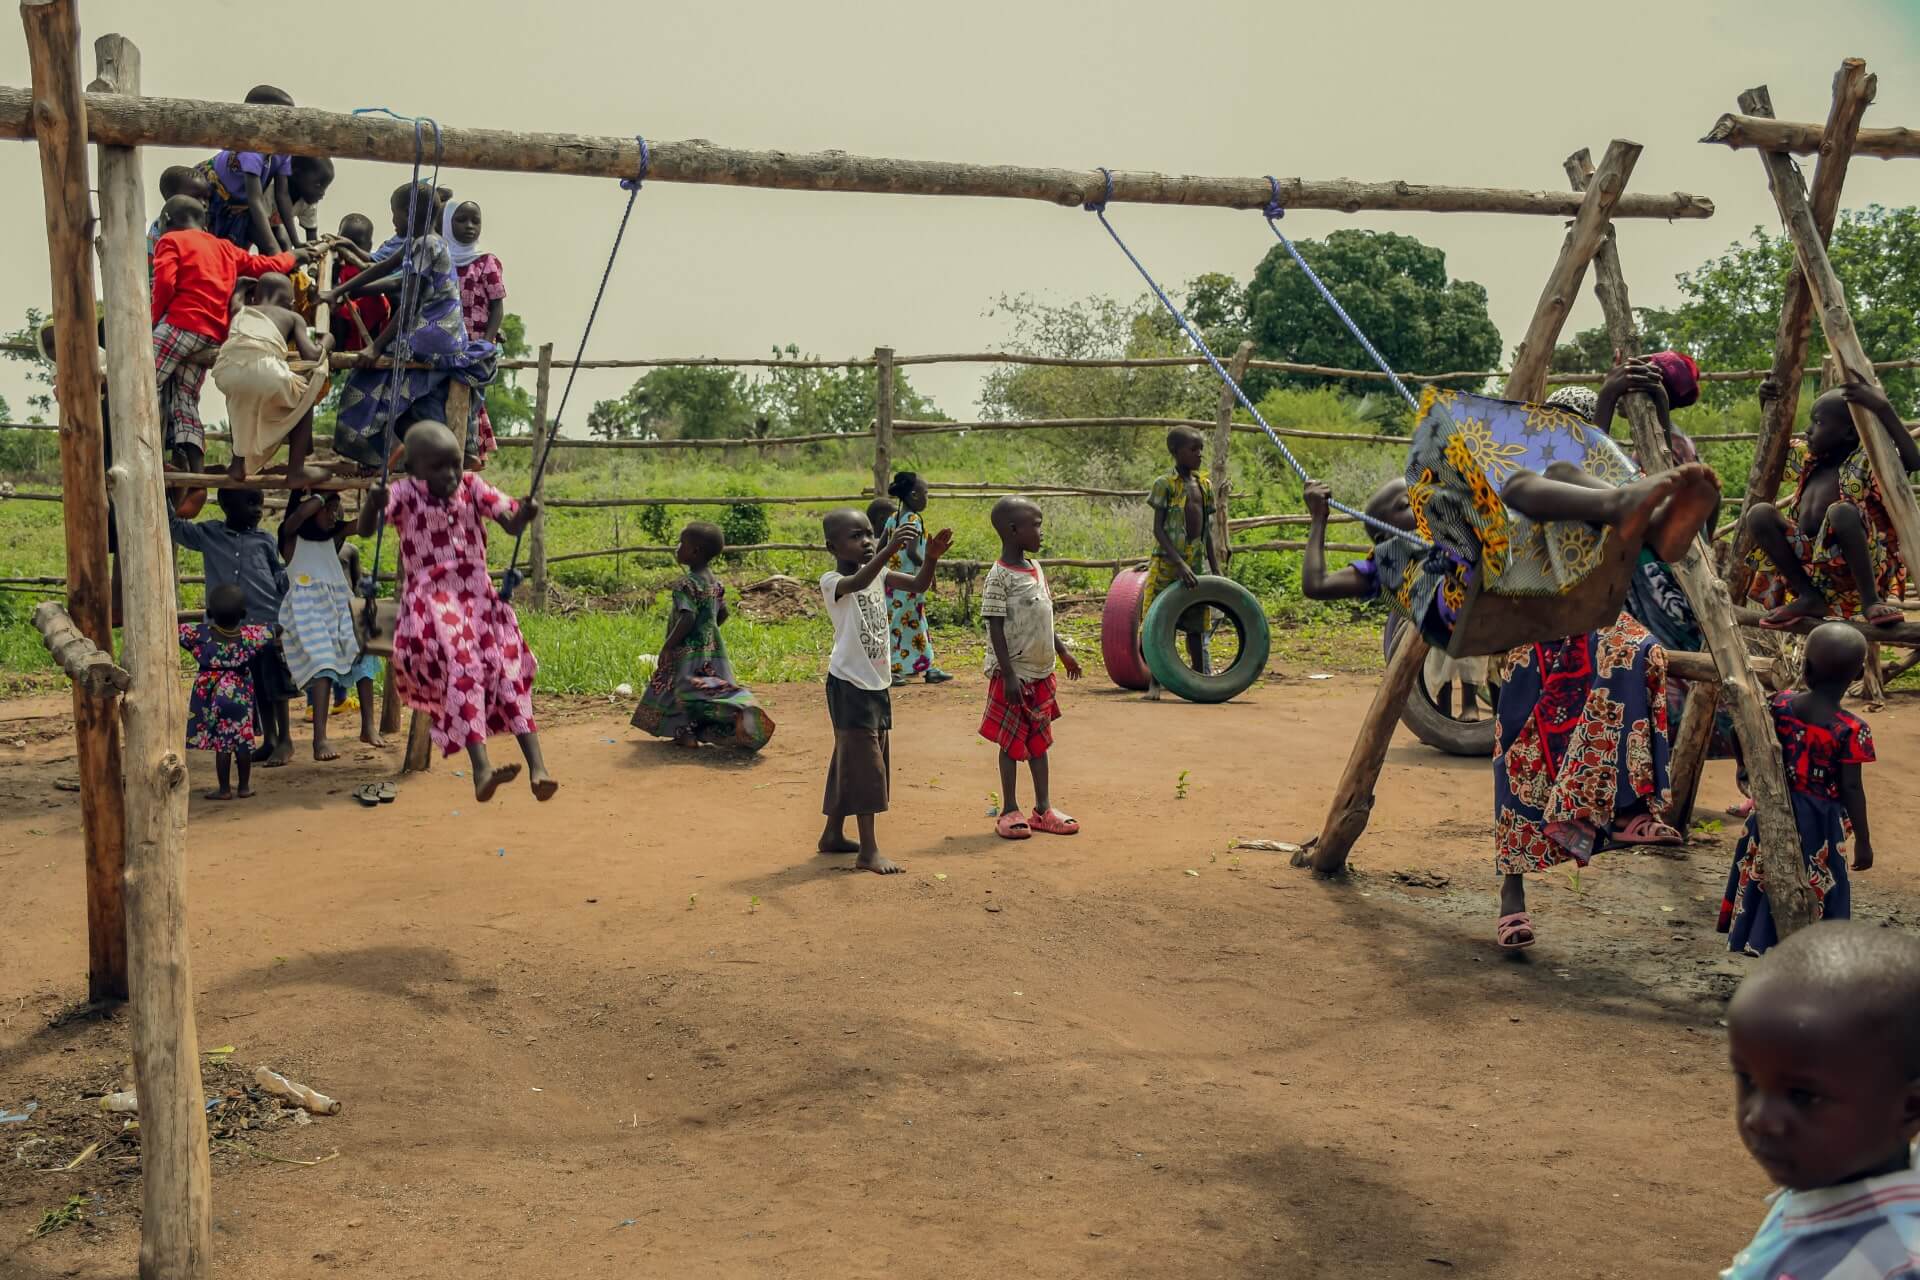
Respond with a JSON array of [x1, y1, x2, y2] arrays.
[[367, 480, 388, 508], [924, 527, 954, 560], [1304, 480, 1332, 521], [1853, 842, 1873, 872], [1178, 564, 1201, 590], [520, 497, 541, 521], [1757, 376, 1781, 407], [1061, 651, 1082, 681], [353, 349, 380, 370], [1838, 382, 1894, 417]]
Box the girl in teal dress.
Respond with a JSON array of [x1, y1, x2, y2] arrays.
[[631, 522, 775, 751], [881, 472, 952, 685]]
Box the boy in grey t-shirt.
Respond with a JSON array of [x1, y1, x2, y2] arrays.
[[980, 497, 1081, 840]]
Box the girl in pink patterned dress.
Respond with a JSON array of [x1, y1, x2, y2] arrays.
[[446, 200, 504, 467], [358, 421, 555, 803]]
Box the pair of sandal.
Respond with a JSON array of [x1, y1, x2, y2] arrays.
[[995, 808, 1079, 839], [891, 668, 955, 688], [353, 781, 398, 807]]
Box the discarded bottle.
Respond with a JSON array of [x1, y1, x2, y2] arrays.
[[253, 1067, 341, 1116], [99, 1091, 138, 1113]]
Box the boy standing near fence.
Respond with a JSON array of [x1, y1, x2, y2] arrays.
[[1142, 426, 1219, 698], [981, 497, 1081, 838], [817, 507, 952, 874]]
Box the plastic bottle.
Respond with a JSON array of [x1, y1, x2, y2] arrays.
[[99, 1091, 138, 1113], [253, 1067, 341, 1116]]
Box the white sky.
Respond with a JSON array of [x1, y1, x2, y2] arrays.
[[2, 0, 1918, 427]]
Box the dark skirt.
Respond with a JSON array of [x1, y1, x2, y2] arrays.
[[1718, 791, 1852, 956]]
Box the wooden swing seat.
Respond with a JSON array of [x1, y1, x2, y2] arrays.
[[1440, 529, 1644, 659]]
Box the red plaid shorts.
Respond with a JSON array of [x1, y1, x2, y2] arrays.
[[979, 672, 1060, 762]]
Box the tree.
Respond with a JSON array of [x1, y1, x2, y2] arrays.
[[1244, 230, 1502, 396], [758, 345, 945, 438], [1549, 312, 1680, 376], [1630, 205, 1920, 411], [588, 365, 759, 441], [484, 312, 536, 436], [2, 306, 55, 422], [978, 292, 1216, 424]]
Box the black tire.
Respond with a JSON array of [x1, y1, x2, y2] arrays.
[[1140, 575, 1271, 703], [1384, 614, 1497, 758]]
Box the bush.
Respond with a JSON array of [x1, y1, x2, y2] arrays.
[[718, 484, 771, 549]]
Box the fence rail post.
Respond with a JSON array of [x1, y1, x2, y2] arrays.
[[1213, 341, 1253, 568], [872, 346, 895, 497], [527, 342, 554, 610]]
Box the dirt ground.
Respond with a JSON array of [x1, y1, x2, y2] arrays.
[[3, 672, 1919, 1279]]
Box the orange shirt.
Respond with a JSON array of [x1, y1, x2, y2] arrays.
[[149, 229, 294, 342]]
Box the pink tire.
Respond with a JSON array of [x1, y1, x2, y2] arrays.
[[1101, 566, 1152, 690]]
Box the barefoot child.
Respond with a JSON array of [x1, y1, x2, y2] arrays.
[[865, 497, 897, 543], [334, 535, 386, 749], [358, 422, 554, 802], [1143, 427, 1219, 696], [631, 521, 776, 751], [981, 497, 1082, 839], [182, 584, 272, 800], [817, 508, 953, 873], [147, 165, 210, 266], [151, 195, 310, 477], [193, 85, 300, 252], [1722, 922, 1920, 1278], [328, 214, 392, 354], [279, 491, 383, 761], [1719, 623, 1875, 956], [171, 487, 296, 766], [882, 472, 953, 685], [211, 271, 333, 484], [1747, 382, 1920, 630]]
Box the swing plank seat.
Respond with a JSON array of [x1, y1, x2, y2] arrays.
[[1443, 531, 1643, 658]]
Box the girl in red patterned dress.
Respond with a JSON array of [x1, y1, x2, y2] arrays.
[[445, 200, 505, 467], [358, 421, 554, 803]]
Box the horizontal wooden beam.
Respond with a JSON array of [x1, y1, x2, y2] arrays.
[[0, 88, 1714, 218], [1735, 606, 1920, 647], [1701, 113, 1918, 158]]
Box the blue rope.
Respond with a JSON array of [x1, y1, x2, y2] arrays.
[[498, 136, 651, 602], [1080, 170, 1429, 551], [1263, 178, 1419, 411]]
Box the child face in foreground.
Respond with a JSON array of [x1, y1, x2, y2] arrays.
[[827, 515, 876, 567], [1728, 980, 1920, 1190], [1172, 436, 1204, 473], [904, 479, 928, 512], [1006, 507, 1043, 555], [406, 436, 463, 501], [675, 530, 708, 568], [1807, 395, 1858, 459], [450, 202, 482, 246]]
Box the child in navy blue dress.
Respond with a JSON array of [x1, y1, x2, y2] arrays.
[[1719, 622, 1875, 955], [181, 584, 274, 800]]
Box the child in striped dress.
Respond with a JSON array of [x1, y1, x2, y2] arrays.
[[278, 492, 384, 761]]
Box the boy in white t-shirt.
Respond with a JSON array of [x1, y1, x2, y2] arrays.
[[818, 508, 953, 873], [980, 497, 1081, 840]]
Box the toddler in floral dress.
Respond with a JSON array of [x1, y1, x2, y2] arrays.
[[358, 421, 554, 803], [181, 584, 272, 801]]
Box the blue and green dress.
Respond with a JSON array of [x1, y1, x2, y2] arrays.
[[631, 572, 775, 750]]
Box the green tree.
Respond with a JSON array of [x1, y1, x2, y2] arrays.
[[759, 345, 945, 437], [2, 306, 55, 422], [978, 292, 1216, 424], [1635, 205, 1920, 411], [1549, 312, 1681, 376], [587, 366, 760, 441], [484, 312, 536, 436], [1244, 230, 1501, 397]]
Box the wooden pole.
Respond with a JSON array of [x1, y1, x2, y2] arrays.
[[1305, 141, 1645, 877], [88, 30, 214, 1279], [0, 88, 1717, 219], [872, 347, 895, 498], [23, 0, 128, 1004], [1750, 96, 1920, 591], [1211, 341, 1252, 569], [31, 599, 131, 694], [527, 342, 554, 611], [1566, 145, 1817, 933], [1701, 112, 1917, 159], [1663, 682, 1720, 829], [1724, 68, 1874, 603]]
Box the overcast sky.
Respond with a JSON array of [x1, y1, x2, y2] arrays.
[[2, 0, 1917, 428]]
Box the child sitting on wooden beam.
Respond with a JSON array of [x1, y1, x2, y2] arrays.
[[211, 272, 333, 485], [1747, 381, 1920, 630]]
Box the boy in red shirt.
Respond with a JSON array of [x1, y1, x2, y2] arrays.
[[149, 194, 312, 474]]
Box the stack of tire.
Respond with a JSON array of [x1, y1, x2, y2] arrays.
[[1099, 567, 1269, 704]]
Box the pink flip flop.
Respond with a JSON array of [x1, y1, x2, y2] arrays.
[[1611, 812, 1683, 847], [1029, 809, 1080, 836], [995, 809, 1032, 840], [1496, 912, 1536, 950]]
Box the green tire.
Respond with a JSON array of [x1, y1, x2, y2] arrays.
[[1140, 575, 1271, 704]]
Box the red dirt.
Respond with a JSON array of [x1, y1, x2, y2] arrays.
[[3, 676, 1918, 1279]]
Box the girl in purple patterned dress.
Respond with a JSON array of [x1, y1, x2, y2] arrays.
[[1719, 624, 1874, 956], [446, 199, 505, 467], [181, 584, 273, 800]]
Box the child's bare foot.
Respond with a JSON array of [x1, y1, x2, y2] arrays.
[[529, 772, 559, 802], [264, 740, 294, 768], [818, 836, 859, 854], [360, 729, 388, 748], [473, 761, 521, 802], [854, 850, 902, 874], [224, 458, 248, 483], [314, 741, 340, 762], [291, 462, 332, 487], [203, 787, 233, 801], [1643, 463, 1722, 562]]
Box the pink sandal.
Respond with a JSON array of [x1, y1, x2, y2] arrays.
[[1029, 809, 1080, 836], [995, 809, 1032, 840], [1496, 912, 1535, 950], [1611, 812, 1683, 847]]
